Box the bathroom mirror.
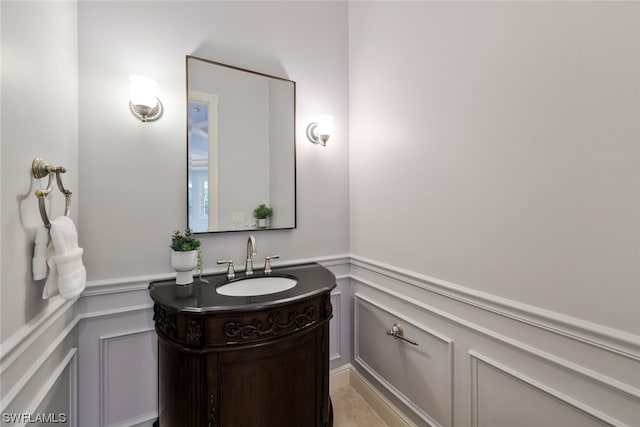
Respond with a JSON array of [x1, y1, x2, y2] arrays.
[[186, 56, 296, 233]]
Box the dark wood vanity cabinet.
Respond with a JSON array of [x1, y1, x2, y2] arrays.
[[152, 289, 334, 427]]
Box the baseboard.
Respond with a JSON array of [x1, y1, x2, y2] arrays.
[[329, 364, 351, 392], [330, 364, 417, 427]]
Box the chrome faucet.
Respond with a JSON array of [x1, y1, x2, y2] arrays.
[[245, 235, 257, 275]]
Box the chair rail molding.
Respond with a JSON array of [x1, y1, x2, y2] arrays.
[[350, 255, 640, 360]]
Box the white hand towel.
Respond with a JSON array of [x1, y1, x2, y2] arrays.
[[49, 216, 86, 299], [32, 226, 50, 281], [42, 241, 59, 299]]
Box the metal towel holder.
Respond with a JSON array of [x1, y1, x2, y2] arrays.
[[386, 323, 419, 346], [32, 158, 72, 229]]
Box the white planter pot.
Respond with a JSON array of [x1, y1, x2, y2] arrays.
[[171, 250, 198, 285], [257, 218, 268, 228]]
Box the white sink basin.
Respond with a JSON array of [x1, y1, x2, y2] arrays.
[[216, 276, 297, 297]]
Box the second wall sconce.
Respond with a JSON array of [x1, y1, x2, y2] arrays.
[[306, 114, 334, 146], [129, 75, 163, 122]]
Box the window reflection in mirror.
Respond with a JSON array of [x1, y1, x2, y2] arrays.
[[186, 56, 296, 233]]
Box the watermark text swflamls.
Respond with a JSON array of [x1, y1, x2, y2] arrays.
[[2, 412, 68, 424]]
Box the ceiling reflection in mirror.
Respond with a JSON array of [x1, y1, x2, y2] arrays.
[[187, 56, 296, 233]]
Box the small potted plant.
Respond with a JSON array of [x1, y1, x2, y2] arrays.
[[253, 204, 273, 228], [170, 228, 207, 285]]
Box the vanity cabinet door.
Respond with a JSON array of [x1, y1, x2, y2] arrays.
[[158, 339, 208, 426], [211, 325, 329, 427]]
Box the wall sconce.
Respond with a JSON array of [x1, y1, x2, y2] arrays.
[[129, 75, 163, 122], [306, 114, 334, 146]]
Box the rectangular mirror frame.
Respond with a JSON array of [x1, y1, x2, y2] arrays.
[[186, 55, 297, 234]]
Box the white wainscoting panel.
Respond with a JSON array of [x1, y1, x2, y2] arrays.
[[0, 298, 78, 414], [325, 263, 352, 371], [470, 352, 616, 427], [78, 290, 157, 427], [4, 254, 637, 427], [350, 257, 640, 427], [355, 294, 454, 427], [99, 329, 157, 427], [27, 348, 78, 427], [0, 295, 79, 427], [330, 292, 342, 361]]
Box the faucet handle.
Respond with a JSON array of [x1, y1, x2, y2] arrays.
[[264, 255, 280, 274], [217, 259, 235, 280]]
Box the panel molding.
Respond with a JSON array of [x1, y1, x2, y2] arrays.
[[468, 351, 625, 427], [330, 291, 342, 361], [354, 294, 454, 427], [23, 348, 78, 427], [352, 273, 640, 403], [69, 349, 78, 427], [351, 255, 640, 361], [0, 296, 77, 373], [98, 328, 156, 427], [4, 253, 637, 427], [0, 310, 79, 413]]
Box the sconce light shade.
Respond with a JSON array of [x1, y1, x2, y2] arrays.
[[129, 75, 163, 122], [306, 114, 334, 146]]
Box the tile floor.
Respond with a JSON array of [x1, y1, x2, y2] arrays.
[[331, 385, 388, 427]]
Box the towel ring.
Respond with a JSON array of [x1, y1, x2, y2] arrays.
[[32, 158, 72, 229]]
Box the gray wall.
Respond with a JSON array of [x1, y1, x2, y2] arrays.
[[1, 0, 78, 342], [78, 1, 350, 281], [1, 2, 79, 421], [348, 1, 639, 334], [1, 2, 349, 423], [348, 4, 638, 425]]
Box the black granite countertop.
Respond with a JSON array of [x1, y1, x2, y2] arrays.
[[149, 262, 336, 314]]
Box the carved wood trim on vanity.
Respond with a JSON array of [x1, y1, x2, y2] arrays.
[[154, 296, 327, 349], [322, 293, 333, 318], [223, 305, 316, 341], [205, 296, 326, 347], [153, 305, 176, 338], [186, 319, 203, 346]]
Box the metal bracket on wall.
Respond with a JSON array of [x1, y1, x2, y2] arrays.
[[386, 323, 419, 346]]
